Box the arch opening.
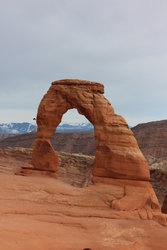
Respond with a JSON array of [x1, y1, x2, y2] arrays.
[[50, 108, 97, 188], [32, 79, 150, 182]]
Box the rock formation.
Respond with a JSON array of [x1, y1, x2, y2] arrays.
[[2, 145, 167, 212], [132, 120, 167, 163], [132, 120, 167, 211], [32, 79, 149, 181], [29, 79, 167, 225]]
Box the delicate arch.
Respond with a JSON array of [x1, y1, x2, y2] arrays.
[[31, 79, 150, 181]]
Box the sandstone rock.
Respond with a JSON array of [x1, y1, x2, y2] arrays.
[[32, 138, 58, 172], [0, 147, 167, 231], [57, 151, 94, 187], [3, 147, 94, 188], [132, 121, 167, 210], [1, 131, 166, 212], [132, 120, 167, 165], [32, 79, 150, 181], [0, 165, 166, 249], [29, 79, 167, 222]]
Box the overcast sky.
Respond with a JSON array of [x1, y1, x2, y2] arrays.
[[0, 0, 167, 126]]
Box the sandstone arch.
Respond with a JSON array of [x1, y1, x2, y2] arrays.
[[31, 79, 150, 181]]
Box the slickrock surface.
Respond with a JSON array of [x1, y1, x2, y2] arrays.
[[2, 147, 167, 210], [32, 79, 150, 181], [0, 150, 167, 249]]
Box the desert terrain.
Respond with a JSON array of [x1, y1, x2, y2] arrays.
[[0, 118, 167, 249], [1, 123, 167, 211], [0, 146, 167, 250]]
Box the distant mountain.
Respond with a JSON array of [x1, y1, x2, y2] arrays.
[[0, 122, 94, 134], [0, 123, 37, 134], [56, 122, 93, 133]]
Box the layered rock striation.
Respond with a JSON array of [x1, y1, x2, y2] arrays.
[[32, 79, 149, 181], [132, 120, 167, 164]]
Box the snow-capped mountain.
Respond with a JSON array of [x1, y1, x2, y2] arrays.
[[0, 123, 37, 134], [56, 122, 93, 132], [0, 122, 94, 134]]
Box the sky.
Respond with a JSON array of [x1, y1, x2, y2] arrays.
[[0, 0, 167, 126]]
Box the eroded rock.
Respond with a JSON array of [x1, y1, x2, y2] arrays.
[[32, 79, 150, 181], [29, 79, 167, 225]]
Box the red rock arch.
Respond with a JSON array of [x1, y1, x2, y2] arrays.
[[31, 79, 150, 181]]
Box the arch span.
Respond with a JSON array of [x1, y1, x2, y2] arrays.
[[31, 79, 150, 181]]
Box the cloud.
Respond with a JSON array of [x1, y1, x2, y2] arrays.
[[0, 0, 167, 125]]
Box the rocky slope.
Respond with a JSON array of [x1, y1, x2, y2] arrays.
[[0, 132, 96, 155], [132, 120, 167, 211], [132, 120, 167, 170], [0, 147, 94, 188], [150, 168, 167, 209]]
